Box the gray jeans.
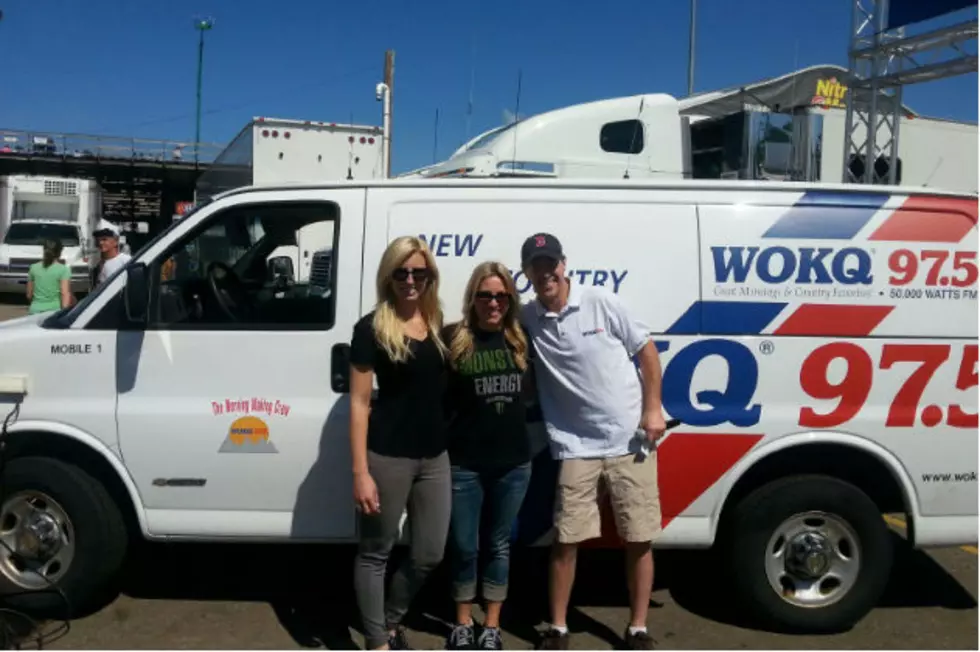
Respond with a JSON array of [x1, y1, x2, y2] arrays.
[[354, 450, 451, 649]]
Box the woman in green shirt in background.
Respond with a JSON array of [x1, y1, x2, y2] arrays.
[[26, 240, 72, 314]]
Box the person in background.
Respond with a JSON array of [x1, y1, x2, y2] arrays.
[[26, 239, 72, 314], [518, 233, 666, 651], [442, 262, 536, 651], [92, 220, 132, 287], [349, 236, 452, 651]]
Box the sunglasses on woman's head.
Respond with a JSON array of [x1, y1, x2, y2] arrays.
[[475, 291, 510, 303], [392, 267, 429, 282]]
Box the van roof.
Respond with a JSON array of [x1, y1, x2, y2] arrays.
[[212, 177, 978, 202]]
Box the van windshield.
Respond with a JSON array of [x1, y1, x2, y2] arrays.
[[3, 223, 80, 246]]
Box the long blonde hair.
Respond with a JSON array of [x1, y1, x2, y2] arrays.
[[448, 261, 529, 372], [372, 236, 448, 363]]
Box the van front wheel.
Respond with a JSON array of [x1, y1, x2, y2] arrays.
[[0, 456, 128, 617], [724, 474, 893, 634]]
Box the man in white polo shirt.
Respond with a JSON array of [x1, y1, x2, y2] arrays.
[[92, 220, 132, 287], [519, 233, 666, 651]]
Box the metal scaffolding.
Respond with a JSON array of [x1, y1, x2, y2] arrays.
[[843, 0, 978, 185]]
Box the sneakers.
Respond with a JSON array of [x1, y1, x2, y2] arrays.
[[535, 628, 570, 650], [623, 628, 656, 650], [446, 623, 477, 650], [477, 627, 503, 650], [446, 623, 504, 650], [388, 627, 412, 650]]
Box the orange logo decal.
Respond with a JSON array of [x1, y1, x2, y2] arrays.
[[219, 415, 278, 453]]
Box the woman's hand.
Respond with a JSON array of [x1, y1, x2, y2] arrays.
[[353, 471, 381, 515]]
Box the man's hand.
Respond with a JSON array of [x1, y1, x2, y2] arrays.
[[640, 409, 667, 445]]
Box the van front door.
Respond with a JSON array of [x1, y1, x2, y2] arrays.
[[113, 189, 364, 540]]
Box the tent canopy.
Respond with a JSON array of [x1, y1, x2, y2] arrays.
[[677, 64, 917, 119]]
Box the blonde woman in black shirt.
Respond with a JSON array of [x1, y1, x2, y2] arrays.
[[349, 236, 451, 650], [442, 261, 535, 651]]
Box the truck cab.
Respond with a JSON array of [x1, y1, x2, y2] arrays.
[[402, 64, 977, 194]]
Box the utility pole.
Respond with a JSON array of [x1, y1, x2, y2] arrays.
[[383, 50, 394, 178], [687, 0, 696, 96], [194, 17, 214, 165]]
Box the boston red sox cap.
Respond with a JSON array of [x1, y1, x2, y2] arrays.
[[521, 232, 564, 268]]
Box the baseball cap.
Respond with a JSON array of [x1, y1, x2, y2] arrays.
[[521, 232, 564, 268], [93, 219, 120, 239]]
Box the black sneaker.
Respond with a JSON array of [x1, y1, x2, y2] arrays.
[[446, 623, 477, 650], [478, 626, 503, 650], [536, 629, 569, 650], [389, 627, 412, 650], [623, 629, 656, 650]]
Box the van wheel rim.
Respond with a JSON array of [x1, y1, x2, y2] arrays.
[[0, 491, 75, 590], [764, 511, 860, 609]]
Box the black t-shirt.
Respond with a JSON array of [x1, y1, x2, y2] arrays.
[[443, 324, 534, 470], [350, 311, 448, 459]]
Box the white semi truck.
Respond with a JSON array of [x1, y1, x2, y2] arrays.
[[403, 64, 977, 194], [193, 117, 385, 295], [0, 175, 102, 297]]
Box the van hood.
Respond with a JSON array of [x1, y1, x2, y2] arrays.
[[0, 311, 47, 333]]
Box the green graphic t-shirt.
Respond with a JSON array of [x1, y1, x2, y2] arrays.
[[443, 324, 534, 469]]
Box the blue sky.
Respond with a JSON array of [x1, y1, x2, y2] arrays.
[[0, 0, 976, 174]]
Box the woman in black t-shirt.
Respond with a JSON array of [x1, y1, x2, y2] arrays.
[[349, 235, 451, 651], [442, 261, 535, 651]]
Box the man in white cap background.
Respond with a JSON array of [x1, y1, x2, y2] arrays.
[[92, 220, 132, 287]]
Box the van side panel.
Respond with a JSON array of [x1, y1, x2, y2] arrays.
[[698, 190, 978, 519], [377, 188, 700, 329]]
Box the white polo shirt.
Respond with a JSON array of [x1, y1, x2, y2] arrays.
[[97, 252, 132, 285], [521, 284, 653, 460]]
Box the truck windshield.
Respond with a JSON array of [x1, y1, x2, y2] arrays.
[[13, 199, 79, 223], [3, 223, 80, 247]]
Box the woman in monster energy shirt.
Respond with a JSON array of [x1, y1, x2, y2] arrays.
[[442, 261, 535, 651]]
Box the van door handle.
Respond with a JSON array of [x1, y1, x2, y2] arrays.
[[331, 343, 351, 393]]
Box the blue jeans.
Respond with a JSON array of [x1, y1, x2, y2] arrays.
[[449, 462, 532, 603]]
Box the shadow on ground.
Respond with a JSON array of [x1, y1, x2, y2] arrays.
[[106, 530, 976, 649]]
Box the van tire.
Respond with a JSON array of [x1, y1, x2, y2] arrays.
[[0, 456, 128, 618], [723, 474, 893, 634]]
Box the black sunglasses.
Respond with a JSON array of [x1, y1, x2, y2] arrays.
[[392, 267, 430, 282], [475, 291, 510, 303]]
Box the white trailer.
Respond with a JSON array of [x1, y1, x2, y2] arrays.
[[0, 175, 102, 296], [194, 117, 385, 287], [403, 65, 977, 195]]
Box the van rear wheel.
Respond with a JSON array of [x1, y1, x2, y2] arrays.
[[0, 456, 128, 618], [723, 474, 893, 634]]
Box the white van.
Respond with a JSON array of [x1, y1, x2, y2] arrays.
[[0, 179, 975, 634]]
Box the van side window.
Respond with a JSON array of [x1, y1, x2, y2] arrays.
[[600, 120, 645, 155], [147, 201, 339, 331]]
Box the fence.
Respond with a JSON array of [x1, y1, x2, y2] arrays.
[[0, 128, 224, 165]]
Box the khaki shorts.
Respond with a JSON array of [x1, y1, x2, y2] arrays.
[[554, 451, 662, 544]]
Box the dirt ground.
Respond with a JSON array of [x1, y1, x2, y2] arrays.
[[42, 534, 979, 650]]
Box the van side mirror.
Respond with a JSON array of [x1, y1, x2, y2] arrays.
[[268, 256, 295, 284], [123, 263, 150, 323], [331, 343, 351, 393]]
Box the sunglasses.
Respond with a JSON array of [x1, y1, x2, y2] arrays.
[[475, 291, 510, 303], [392, 267, 430, 282]]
